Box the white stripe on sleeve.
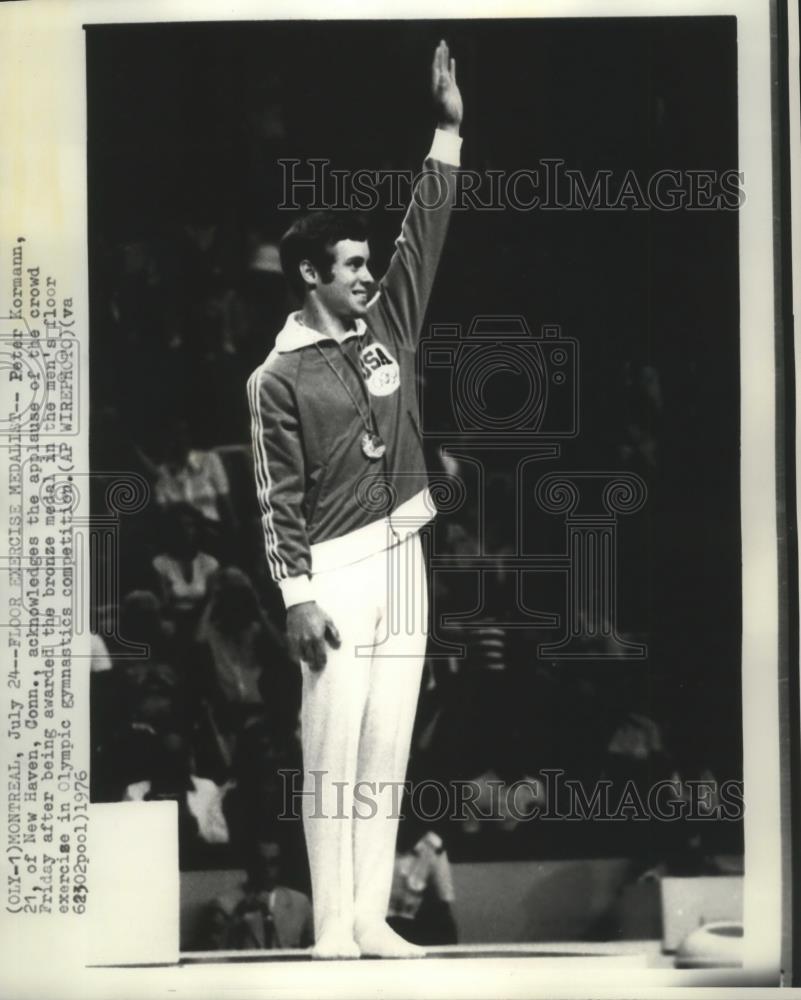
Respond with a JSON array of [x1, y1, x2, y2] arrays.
[[247, 366, 288, 581]]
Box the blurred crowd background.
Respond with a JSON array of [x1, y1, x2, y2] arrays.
[[87, 18, 743, 948]]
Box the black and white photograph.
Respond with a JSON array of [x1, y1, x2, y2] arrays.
[[0, 0, 797, 995]]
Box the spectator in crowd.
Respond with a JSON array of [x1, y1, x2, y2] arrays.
[[124, 729, 230, 867], [615, 360, 663, 475], [152, 502, 219, 642], [186, 277, 257, 444], [193, 279, 245, 363], [90, 630, 126, 802], [639, 736, 743, 875], [109, 238, 172, 353], [154, 417, 238, 557], [90, 631, 112, 674], [239, 230, 290, 372], [104, 239, 192, 443], [195, 838, 313, 951], [96, 590, 191, 797], [195, 567, 299, 747], [221, 717, 307, 892], [92, 402, 161, 486], [387, 825, 458, 947], [413, 616, 524, 798], [605, 711, 666, 770], [118, 587, 174, 650], [125, 658, 182, 736], [113, 589, 181, 717], [114, 589, 179, 698]]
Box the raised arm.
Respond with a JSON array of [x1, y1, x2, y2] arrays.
[[374, 41, 463, 346]]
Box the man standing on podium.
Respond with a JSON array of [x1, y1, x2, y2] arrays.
[[248, 40, 462, 958]]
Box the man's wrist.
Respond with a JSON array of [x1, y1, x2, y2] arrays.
[[428, 128, 462, 167], [286, 600, 316, 614], [280, 574, 314, 609], [437, 121, 461, 135]]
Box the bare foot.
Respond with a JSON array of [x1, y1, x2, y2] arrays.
[[311, 925, 361, 960], [354, 921, 425, 958]]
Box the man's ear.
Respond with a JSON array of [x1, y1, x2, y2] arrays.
[[298, 259, 317, 289]]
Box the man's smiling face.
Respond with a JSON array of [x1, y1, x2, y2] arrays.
[[315, 238, 374, 321]]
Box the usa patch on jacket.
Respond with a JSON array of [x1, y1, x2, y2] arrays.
[[360, 342, 400, 396]]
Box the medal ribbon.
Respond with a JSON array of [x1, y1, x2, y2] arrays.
[[313, 339, 383, 450]]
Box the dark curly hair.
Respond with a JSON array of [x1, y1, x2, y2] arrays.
[[279, 210, 369, 298]]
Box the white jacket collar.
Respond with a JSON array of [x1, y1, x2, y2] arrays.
[[275, 311, 367, 353]]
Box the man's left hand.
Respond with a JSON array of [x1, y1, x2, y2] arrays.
[[432, 40, 462, 133]]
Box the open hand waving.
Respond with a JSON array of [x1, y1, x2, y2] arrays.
[[432, 39, 462, 132]]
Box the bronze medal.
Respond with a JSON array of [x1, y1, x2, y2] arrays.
[[313, 341, 387, 463], [361, 431, 386, 460]]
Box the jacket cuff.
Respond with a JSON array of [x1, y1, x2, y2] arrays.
[[279, 575, 315, 608], [428, 129, 462, 167]]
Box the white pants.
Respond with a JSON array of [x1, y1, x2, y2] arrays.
[[300, 532, 428, 935]]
